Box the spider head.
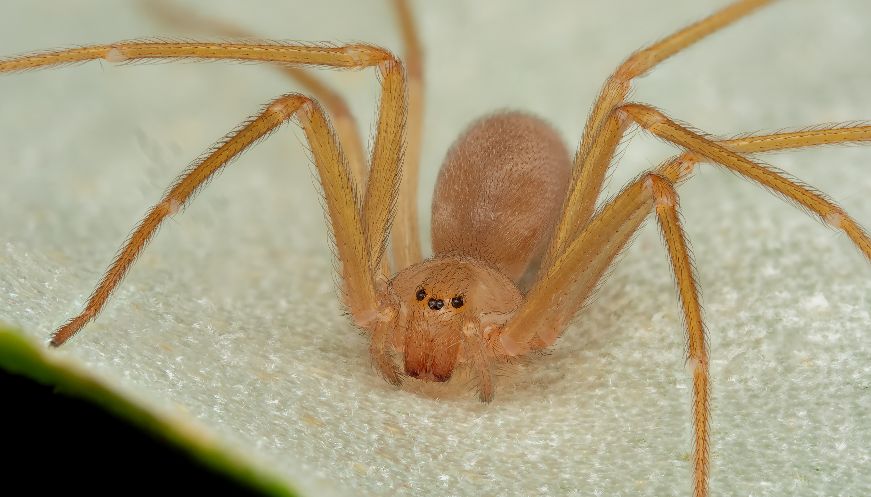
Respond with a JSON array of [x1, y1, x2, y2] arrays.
[[387, 255, 522, 382]]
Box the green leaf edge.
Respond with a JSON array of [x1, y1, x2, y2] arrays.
[[0, 325, 301, 497]]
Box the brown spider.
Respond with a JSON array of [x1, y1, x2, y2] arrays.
[[2, 1, 870, 496]]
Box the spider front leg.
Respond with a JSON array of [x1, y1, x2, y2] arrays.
[[645, 175, 710, 497], [504, 121, 871, 352], [140, 0, 370, 186], [619, 103, 871, 259], [545, 0, 775, 268], [49, 93, 374, 346], [499, 122, 871, 497], [139, 0, 425, 248], [497, 170, 711, 495], [1, 41, 410, 345]]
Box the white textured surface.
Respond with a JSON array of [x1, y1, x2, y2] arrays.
[[2, 1, 870, 496]]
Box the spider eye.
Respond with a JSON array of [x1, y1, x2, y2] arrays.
[[415, 288, 426, 301], [451, 296, 464, 309]]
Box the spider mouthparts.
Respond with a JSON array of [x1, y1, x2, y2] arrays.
[[405, 367, 452, 382], [403, 329, 461, 383]]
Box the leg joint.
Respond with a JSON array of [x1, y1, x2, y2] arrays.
[[266, 94, 311, 122], [614, 49, 655, 81], [340, 43, 395, 67], [377, 54, 405, 81], [617, 102, 667, 130], [643, 173, 678, 209]]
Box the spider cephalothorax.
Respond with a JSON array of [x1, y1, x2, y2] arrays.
[[368, 111, 570, 392], [385, 255, 522, 384]]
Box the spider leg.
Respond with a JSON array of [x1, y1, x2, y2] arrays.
[[497, 169, 722, 497], [19, 44, 410, 345], [548, 110, 871, 267], [139, 0, 424, 271], [646, 174, 711, 497], [47, 94, 365, 346], [139, 0, 369, 188], [717, 124, 871, 154], [0, 38, 398, 224], [364, 60, 407, 273], [545, 0, 774, 268], [503, 174, 655, 355], [533, 101, 871, 329], [504, 122, 871, 354], [137, 0, 424, 254], [498, 168, 711, 495], [389, 0, 425, 271], [660, 124, 871, 183], [620, 103, 871, 259], [0, 41, 393, 72], [497, 120, 871, 497]]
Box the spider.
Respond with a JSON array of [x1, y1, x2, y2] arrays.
[[2, 0, 870, 496]]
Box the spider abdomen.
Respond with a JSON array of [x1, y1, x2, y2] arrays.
[[431, 112, 571, 282]]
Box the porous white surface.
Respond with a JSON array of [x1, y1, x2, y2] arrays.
[[1, 1, 870, 496]]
